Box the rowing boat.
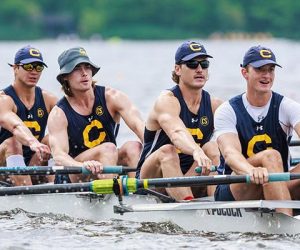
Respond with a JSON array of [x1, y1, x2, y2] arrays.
[[1, 172, 300, 235], [1, 192, 300, 235]]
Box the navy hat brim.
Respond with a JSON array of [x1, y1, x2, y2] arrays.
[[249, 59, 282, 68], [180, 52, 213, 62], [20, 58, 48, 67], [56, 57, 100, 84]]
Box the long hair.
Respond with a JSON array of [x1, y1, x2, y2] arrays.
[[171, 70, 179, 84]]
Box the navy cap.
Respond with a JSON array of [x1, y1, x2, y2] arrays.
[[57, 47, 100, 84], [241, 45, 281, 68], [10, 45, 47, 67], [175, 41, 212, 64]]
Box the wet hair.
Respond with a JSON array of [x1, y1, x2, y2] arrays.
[[61, 79, 97, 97], [171, 69, 180, 84], [61, 79, 73, 97]]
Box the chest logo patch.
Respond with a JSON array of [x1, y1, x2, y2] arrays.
[[37, 108, 44, 118], [200, 116, 209, 126], [96, 106, 103, 116]]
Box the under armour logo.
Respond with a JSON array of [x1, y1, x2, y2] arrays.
[[27, 114, 33, 119], [191, 118, 198, 123], [88, 116, 93, 122], [256, 125, 263, 131], [257, 115, 264, 122]]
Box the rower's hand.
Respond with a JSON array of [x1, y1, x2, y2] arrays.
[[82, 160, 103, 175], [193, 149, 212, 176], [249, 167, 269, 184], [29, 140, 51, 162]]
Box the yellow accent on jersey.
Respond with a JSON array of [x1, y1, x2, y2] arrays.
[[247, 134, 272, 157], [83, 119, 106, 148], [23, 121, 41, 139], [187, 128, 203, 141]]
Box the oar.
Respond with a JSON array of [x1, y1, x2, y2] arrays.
[[1, 173, 300, 196], [290, 140, 300, 147], [291, 158, 300, 166], [193, 158, 300, 169], [0, 165, 136, 176]]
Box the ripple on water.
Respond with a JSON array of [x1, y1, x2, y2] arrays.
[[1, 209, 300, 249]]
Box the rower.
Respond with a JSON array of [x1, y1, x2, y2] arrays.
[[0, 45, 58, 186], [214, 45, 300, 216], [135, 41, 222, 201], [47, 47, 144, 183]]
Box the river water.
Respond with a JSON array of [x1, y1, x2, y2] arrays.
[[0, 39, 300, 249]]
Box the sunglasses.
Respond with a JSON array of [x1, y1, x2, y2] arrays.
[[18, 63, 44, 72], [181, 60, 210, 69]]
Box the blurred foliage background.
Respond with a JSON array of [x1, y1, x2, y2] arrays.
[[1, 0, 300, 40]]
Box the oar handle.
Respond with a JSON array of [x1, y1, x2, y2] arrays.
[[194, 166, 217, 174], [245, 173, 293, 183], [56, 166, 136, 174], [102, 166, 136, 174]]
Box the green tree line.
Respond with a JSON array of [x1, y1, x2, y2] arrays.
[[1, 0, 300, 40]]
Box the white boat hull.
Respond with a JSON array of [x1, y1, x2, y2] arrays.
[[0, 193, 299, 235]]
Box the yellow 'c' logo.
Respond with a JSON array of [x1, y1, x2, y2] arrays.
[[96, 106, 103, 116], [82, 120, 106, 148], [189, 43, 202, 52], [37, 108, 44, 118], [24, 121, 41, 139], [247, 134, 272, 157], [259, 49, 272, 58], [79, 48, 87, 56], [200, 116, 209, 126], [29, 49, 41, 58]]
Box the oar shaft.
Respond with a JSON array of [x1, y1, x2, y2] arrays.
[[289, 140, 300, 147], [291, 158, 300, 166], [137, 175, 249, 189], [0, 166, 136, 175], [0, 182, 91, 196], [0, 166, 83, 175], [1, 173, 300, 197]]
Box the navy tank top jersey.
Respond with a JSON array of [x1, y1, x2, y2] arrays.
[[218, 92, 290, 175], [0, 85, 48, 164], [57, 85, 120, 158], [136, 85, 214, 177]]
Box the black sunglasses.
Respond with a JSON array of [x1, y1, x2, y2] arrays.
[[18, 63, 44, 72], [181, 60, 210, 69]]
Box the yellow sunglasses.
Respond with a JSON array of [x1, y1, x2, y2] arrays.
[[18, 63, 44, 72]]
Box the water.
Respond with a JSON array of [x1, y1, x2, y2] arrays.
[[0, 39, 300, 249]]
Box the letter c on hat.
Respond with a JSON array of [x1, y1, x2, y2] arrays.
[[29, 49, 41, 58], [259, 49, 272, 58], [189, 43, 202, 52], [79, 48, 87, 56]]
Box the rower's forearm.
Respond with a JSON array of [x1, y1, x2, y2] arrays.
[[52, 153, 82, 167], [12, 125, 39, 146], [170, 130, 199, 155], [224, 152, 253, 175]]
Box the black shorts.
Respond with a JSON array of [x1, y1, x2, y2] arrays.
[[214, 184, 235, 201]]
